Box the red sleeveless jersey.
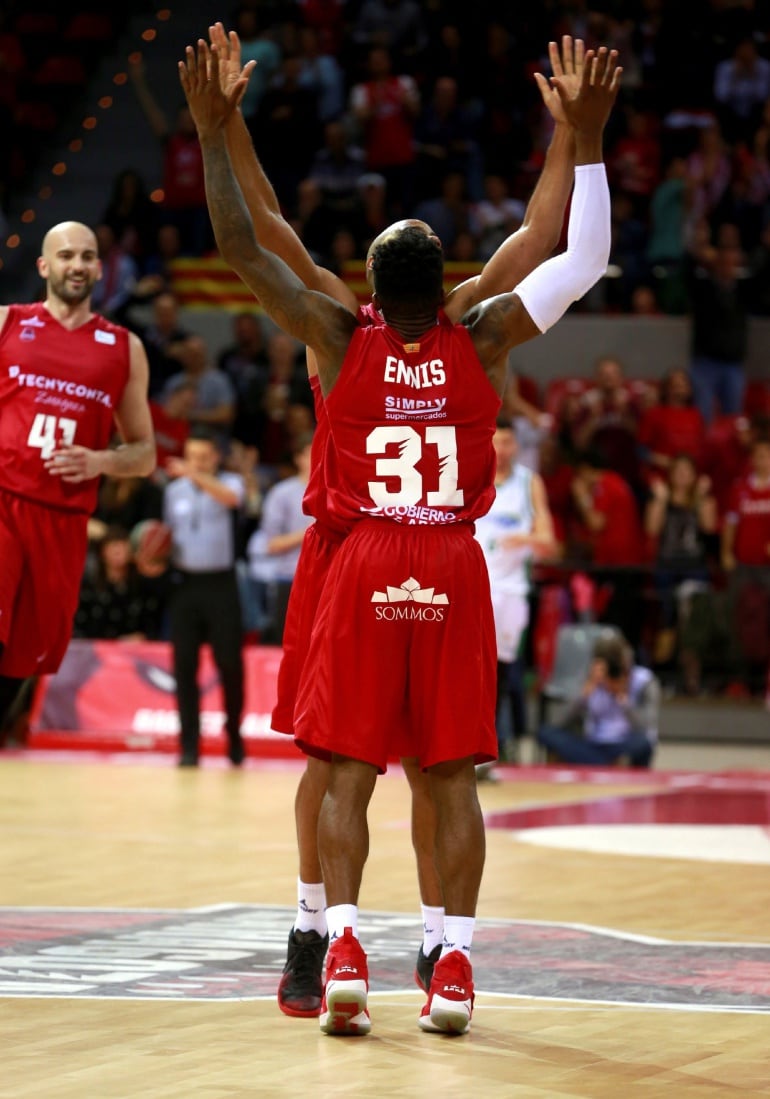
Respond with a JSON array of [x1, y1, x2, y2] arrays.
[[302, 303, 382, 536], [323, 310, 501, 526], [0, 303, 131, 513]]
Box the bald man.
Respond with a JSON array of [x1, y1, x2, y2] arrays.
[[0, 221, 156, 730]]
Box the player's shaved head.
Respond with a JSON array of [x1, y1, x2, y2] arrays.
[[366, 220, 440, 265], [41, 221, 98, 258]]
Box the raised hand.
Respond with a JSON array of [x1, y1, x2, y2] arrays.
[[178, 40, 250, 139], [551, 46, 622, 136], [534, 36, 586, 125], [208, 21, 254, 103]]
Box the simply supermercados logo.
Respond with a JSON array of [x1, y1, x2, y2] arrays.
[[371, 576, 448, 621]]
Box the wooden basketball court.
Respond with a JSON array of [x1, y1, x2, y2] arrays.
[[1, 752, 768, 1097]]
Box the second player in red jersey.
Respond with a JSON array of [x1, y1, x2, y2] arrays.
[[0, 221, 155, 720]]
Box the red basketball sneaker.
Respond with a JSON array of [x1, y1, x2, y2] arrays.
[[418, 950, 474, 1035], [319, 927, 371, 1035]]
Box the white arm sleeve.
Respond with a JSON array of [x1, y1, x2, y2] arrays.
[[514, 163, 611, 333]]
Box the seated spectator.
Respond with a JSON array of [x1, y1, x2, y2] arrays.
[[644, 455, 717, 667], [74, 526, 166, 641], [245, 434, 314, 642], [569, 450, 646, 646], [133, 290, 192, 397], [307, 121, 367, 216], [163, 335, 236, 451], [638, 367, 706, 482], [413, 171, 474, 255], [90, 223, 136, 323], [296, 24, 345, 123], [722, 435, 770, 691], [90, 469, 163, 547], [217, 312, 270, 442], [350, 46, 420, 218], [500, 374, 553, 473], [571, 357, 643, 492], [150, 379, 195, 474], [234, 6, 282, 120], [257, 331, 314, 466], [251, 53, 322, 214], [471, 174, 525, 262], [351, 0, 428, 70], [646, 157, 691, 314], [128, 57, 210, 254], [101, 168, 159, 267], [538, 635, 659, 767], [133, 223, 183, 301], [414, 76, 482, 200], [713, 35, 770, 143], [606, 191, 650, 311], [607, 107, 660, 215], [704, 412, 756, 517]]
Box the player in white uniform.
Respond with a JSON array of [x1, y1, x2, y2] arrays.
[[475, 420, 555, 760]]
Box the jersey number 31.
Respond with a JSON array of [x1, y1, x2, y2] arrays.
[[367, 425, 464, 508]]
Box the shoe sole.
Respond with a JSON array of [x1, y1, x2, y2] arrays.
[[320, 979, 370, 1035], [277, 994, 322, 1019], [419, 993, 471, 1035]]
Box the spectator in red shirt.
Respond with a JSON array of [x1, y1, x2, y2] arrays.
[[722, 436, 770, 690], [638, 367, 706, 483], [350, 46, 420, 217], [150, 379, 195, 474], [129, 58, 209, 254], [704, 413, 757, 517], [722, 437, 770, 570], [570, 451, 646, 646], [572, 356, 643, 492]]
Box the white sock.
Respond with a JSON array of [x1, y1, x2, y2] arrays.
[[295, 879, 327, 935], [326, 903, 358, 943], [421, 905, 445, 954], [441, 915, 475, 960]]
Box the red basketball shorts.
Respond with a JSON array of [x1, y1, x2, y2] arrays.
[[294, 518, 497, 772], [270, 523, 344, 737], [0, 489, 88, 678]]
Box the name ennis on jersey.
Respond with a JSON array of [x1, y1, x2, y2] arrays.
[[324, 310, 501, 527], [0, 303, 131, 513]]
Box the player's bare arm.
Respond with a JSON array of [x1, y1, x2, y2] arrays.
[[466, 48, 621, 391], [446, 36, 585, 319], [46, 332, 155, 483], [209, 22, 357, 310], [179, 42, 357, 392]]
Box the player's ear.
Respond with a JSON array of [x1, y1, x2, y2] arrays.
[[36, 256, 48, 279]]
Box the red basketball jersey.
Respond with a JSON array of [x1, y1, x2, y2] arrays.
[[324, 310, 500, 526], [302, 303, 382, 536], [0, 303, 131, 513]]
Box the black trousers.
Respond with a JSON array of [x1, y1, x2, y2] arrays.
[[169, 569, 244, 761]]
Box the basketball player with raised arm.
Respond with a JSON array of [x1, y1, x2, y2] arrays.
[[0, 222, 155, 729], [207, 22, 587, 1020], [181, 40, 619, 1036]]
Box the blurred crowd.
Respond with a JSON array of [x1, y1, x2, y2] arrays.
[[4, 0, 770, 707]]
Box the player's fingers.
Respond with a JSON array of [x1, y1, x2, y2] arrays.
[[562, 34, 574, 76], [590, 47, 606, 86], [580, 49, 595, 89], [610, 64, 623, 93], [210, 43, 220, 86], [548, 40, 563, 78], [228, 30, 242, 61], [603, 50, 619, 87], [574, 38, 585, 73]]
